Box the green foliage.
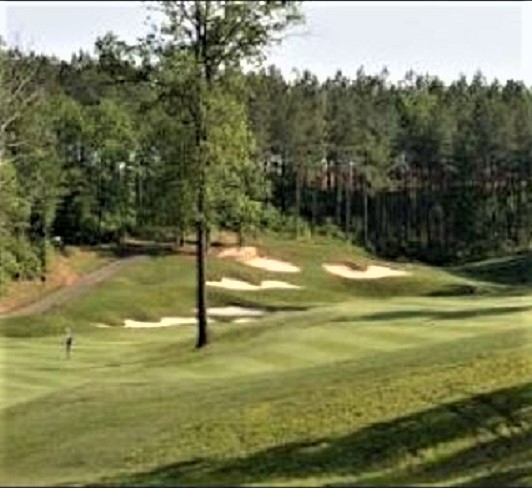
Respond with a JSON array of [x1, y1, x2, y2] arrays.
[[258, 204, 285, 232], [0, 159, 38, 288], [318, 217, 345, 240], [4, 5, 532, 289], [205, 83, 260, 229]]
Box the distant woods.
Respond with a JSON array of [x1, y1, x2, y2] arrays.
[[251, 68, 532, 264], [2, 34, 532, 290]]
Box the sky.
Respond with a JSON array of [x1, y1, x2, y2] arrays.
[[0, 1, 530, 85]]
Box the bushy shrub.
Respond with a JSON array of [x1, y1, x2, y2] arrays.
[[0, 235, 41, 284], [11, 238, 42, 279], [0, 246, 20, 281], [317, 217, 344, 240], [130, 226, 178, 242], [285, 215, 312, 240], [259, 205, 285, 233]]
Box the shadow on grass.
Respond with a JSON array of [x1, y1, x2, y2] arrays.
[[223, 299, 310, 314], [346, 305, 532, 324], [98, 382, 532, 486], [451, 252, 532, 287], [452, 465, 532, 486], [397, 430, 532, 487], [424, 284, 482, 297]]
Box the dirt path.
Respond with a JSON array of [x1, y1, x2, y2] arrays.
[[0, 256, 149, 320]]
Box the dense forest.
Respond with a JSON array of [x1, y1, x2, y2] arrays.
[[2, 15, 532, 293]]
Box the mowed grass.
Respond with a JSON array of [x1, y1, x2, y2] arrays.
[[1, 235, 531, 486]]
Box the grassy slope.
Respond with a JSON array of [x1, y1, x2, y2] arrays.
[[1, 235, 531, 486]]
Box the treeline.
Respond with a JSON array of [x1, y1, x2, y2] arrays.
[[249, 67, 532, 264], [2, 31, 532, 291]]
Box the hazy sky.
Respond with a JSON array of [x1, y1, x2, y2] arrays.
[[0, 1, 529, 85]]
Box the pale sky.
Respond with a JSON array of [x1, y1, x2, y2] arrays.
[[0, 1, 530, 85]]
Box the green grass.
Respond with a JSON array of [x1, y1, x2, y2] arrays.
[[1, 234, 531, 486]]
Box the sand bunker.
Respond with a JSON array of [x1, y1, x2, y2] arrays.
[[245, 258, 300, 273], [218, 246, 300, 273], [232, 317, 258, 324], [122, 306, 267, 328], [124, 317, 198, 328], [206, 306, 266, 317], [218, 246, 258, 260], [323, 263, 410, 280], [207, 277, 301, 291]]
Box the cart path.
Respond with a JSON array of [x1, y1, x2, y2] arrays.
[[0, 255, 149, 319]]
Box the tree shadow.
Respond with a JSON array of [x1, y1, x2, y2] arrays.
[[97, 382, 532, 486], [451, 252, 532, 287], [222, 299, 310, 314], [453, 465, 532, 487], [424, 283, 485, 297], [398, 430, 532, 487], [344, 305, 532, 324]]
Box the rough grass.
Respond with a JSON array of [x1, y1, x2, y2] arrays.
[[0, 235, 530, 486]]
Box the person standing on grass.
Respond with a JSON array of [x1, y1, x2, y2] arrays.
[[64, 328, 73, 359]]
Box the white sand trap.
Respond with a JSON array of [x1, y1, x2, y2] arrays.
[[244, 258, 300, 273], [218, 246, 258, 260], [261, 280, 300, 289], [323, 263, 410, 280], [93, 323, 111, 328], [207, 277, 301, 290], [123, 306, 267, 328], [124, 317, 197, 328], [207, 278, 258, 291], [232, 317, 258, 324], [206, 306, 266, 317], [218, 246, 300, 273]]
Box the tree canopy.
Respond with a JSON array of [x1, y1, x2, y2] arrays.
[[2, 17, 532, 320]]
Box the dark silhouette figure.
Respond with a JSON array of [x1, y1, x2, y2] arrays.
[[64, 328, 73, 359]]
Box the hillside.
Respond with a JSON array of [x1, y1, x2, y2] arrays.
[[1, 236, 530, 486]]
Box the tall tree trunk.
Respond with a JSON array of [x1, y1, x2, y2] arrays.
[[311, 171, 318, 232], [363, 181, 369, 249], [281, 152, 288, 214], [518, 167, 527, 248], [196, 187, 207, 348], [441, 168, 448, 251], [426, 166, 433, 248], [295, 165, 301, 238], [39, 207, 48, 282], [195, 8, 212, 350], [195, 84, 208, 349], [335, 162, 342, 228], [238, 224, 244, 247], [403, 172, 409, 249], [345, 163, 352, 240], [95, 162, 101, 242], [381, 190, 387, 252], [326, 158, 332, 212]]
